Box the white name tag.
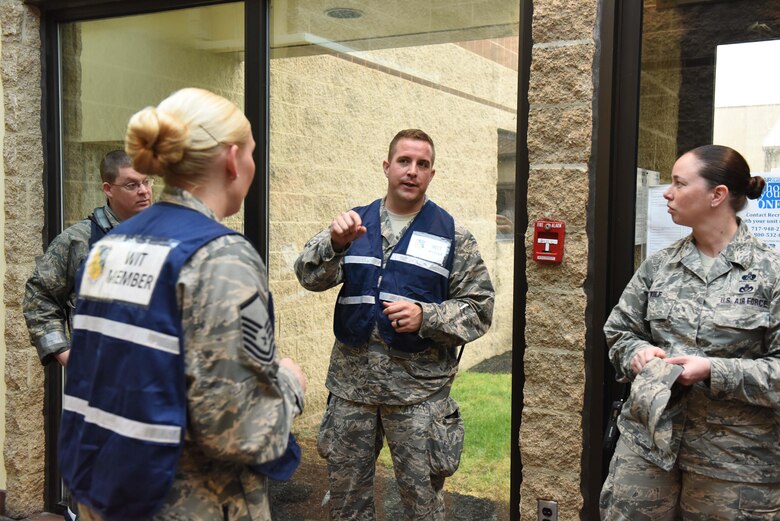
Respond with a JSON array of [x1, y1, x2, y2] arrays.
[[79, 236, 174, 306], [405, 231, 451, 266]]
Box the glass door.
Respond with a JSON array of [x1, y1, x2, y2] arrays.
[[60, 3, 245, 231], [634, 0, 780, 265], [55, 2, 245, 509], [268, 1, 519, 519]]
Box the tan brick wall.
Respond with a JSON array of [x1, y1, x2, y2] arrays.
[[268, 45, 518, 426], [521, 0, 598, 519], [1, 0, 45, 516]]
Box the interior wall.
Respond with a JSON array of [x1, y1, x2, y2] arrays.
[[61, 14, 245, 228]]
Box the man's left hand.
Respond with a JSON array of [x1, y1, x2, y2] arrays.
[[665, 355, 711, 386], [383, 301, 422, 333]]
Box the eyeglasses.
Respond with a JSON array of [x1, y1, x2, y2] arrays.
[[111, 178, 154, 192]]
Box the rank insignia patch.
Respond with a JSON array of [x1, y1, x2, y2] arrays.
[[240, 292, 275, 365]]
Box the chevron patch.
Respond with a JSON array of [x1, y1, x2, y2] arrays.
[[239, 292, 275, 365]]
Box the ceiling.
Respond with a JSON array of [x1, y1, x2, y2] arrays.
[[34, 0, 519, 57], [271, 0, 520, 56]]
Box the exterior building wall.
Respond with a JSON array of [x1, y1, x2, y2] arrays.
[[520, 0, 597, 519], [0, 0, 5, 495], [1, 0, 45, 516]]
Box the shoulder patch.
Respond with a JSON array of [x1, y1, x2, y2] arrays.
[[239, 292, 276, 365]]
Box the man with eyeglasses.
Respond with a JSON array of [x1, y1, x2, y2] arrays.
[[24, 149, 153, 368]]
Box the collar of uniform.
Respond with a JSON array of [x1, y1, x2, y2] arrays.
[[718, 218, 753, 270], [159, 186, 219, 222], [102, 203, 121, 227], [666, 234, 696, 266], [379, 196, 430, 244], [672, 218, 753, 271]]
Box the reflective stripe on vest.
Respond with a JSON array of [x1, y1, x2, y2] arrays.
[[62, 395, 181, 445], [344, 255, 382, 266]]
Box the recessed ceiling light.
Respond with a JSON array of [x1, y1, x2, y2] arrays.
[[325, 7, 363, 19]]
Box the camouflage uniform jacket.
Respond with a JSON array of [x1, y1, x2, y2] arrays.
[[295, 198, 494, 405], [605, 219, 780, 483], [152, 187, 304, 520], [23, 205, 120, 365]]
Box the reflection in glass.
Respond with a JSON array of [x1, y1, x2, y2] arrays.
[[57, 2, 244, 508], [634, 0, 780, 265], [60, 3, 245, 231], [714, 40, 780, 174], [269, 2, 518, 518]]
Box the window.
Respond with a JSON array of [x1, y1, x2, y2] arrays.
[[60, 3, 245, 230], [54, 2, 244, 509], [268, 2, 519, 516], [634, 0, 780, 264]]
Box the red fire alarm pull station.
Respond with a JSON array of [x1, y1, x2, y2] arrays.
[[533, 220, 565, 263]]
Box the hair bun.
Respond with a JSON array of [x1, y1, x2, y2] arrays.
[[747, 175, 766, 200], [125, 106, 190, 177]]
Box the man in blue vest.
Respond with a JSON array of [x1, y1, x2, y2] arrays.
[[24, 149, 153, 367], [295, 129, 495, 520]]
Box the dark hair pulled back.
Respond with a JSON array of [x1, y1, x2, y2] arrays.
[[689, 144, 765, 212]]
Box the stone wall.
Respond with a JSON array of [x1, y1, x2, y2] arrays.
[[520, 0, 597, 519], [1, 0, 45, 516]]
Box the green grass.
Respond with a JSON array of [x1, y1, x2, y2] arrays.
[[447, 372, 512, 500], [377, 371, 512, 502]]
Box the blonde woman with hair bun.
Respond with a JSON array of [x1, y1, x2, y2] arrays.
[[59, 88, 307, 521]]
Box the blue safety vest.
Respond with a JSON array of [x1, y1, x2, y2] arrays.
[[59, 202, 237, 521], [88, 206, 114, 248], [334, 199, 455, 353]]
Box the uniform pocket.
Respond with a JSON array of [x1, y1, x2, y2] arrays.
[[428, 399, 464, 477], [316, 397, 335, 459], [712, 308, 770, 331], [738, 484, 780, 519], [645, 296, 673, 321], [706, 401, 773, 426]]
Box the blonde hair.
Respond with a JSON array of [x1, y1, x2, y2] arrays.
[[125, 88, 251, 185]]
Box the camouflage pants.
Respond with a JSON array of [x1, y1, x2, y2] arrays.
[[317, 393, 463, 521], [600, 437, 780, 520], [78, 467, 271, 521]]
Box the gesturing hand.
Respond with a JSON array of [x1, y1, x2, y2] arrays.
[[330, 210, 367, 251]]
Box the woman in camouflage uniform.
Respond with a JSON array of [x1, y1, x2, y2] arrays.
[[59, 88, 307, 521], [601, 145, 780, 520]]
